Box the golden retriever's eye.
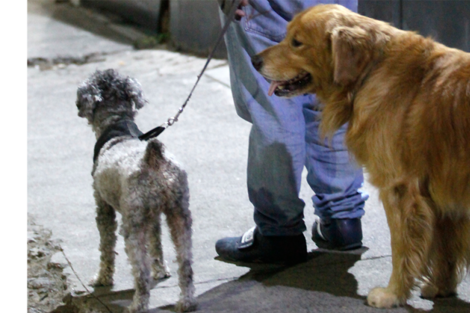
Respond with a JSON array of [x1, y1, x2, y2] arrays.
[[292, 38, 303, 47]]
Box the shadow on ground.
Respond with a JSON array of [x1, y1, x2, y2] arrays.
[[52, 248, 470, 312], [423, 297, 470, 313], [192, 249, 368, 313]]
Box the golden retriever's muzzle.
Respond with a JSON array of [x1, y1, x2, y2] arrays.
[[251, 53, 313, 97]]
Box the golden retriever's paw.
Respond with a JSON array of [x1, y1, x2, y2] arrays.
[[420, 283, 439, 299], [421, 283, 456, 299], [367, 287, 404, 308]]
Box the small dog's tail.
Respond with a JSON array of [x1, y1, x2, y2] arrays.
[[143, 139, 166, 169]]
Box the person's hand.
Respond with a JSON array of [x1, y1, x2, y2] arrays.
[[218, 0, 249, 21]]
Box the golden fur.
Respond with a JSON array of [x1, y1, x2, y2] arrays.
[[255, 4, 470, 308]]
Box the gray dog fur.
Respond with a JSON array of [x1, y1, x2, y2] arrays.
[[76, 69, 196, 313]]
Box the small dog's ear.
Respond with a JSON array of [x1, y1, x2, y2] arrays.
[[331, 26, 388, 86], [125, 78, 148, 110], [76, 83, 102, 120]]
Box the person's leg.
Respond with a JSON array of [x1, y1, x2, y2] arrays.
[[222, 0, 363, 236], [303, 104, 368, 250], [216, 1, 321, 263], [216, 0, 367, 262], [298, 0, 368, 250], [223, 1, 314, 237]]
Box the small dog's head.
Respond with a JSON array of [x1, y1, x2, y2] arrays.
[[76, 69, 147, 130]]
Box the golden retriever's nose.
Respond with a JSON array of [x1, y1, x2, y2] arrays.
[[251, 54, 263, 71]]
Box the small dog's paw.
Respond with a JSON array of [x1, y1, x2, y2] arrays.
[[123, 306, 139, 313], [152, 260, 171, 281], [367, 287, 403, 308], [152, 267, 171, 281], [175, 298, 197, 312], [149, 269, 171, 289], [126, 299, 149, 313], [125, 292, 150, 313], [89, 274, 113, 287]]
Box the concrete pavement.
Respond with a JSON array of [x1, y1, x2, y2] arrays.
[[27, 1, 470, 312]]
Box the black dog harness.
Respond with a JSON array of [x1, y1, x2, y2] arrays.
[[93, 120, 143, 164]]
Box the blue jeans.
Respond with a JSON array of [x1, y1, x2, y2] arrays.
[[222, 0, 368, 236]]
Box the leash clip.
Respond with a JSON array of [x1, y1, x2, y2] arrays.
[[138, 124, 167, 141], [167, 118, 176, 126]]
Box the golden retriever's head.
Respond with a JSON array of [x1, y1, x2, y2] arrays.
[[254, 4, 391, 99]]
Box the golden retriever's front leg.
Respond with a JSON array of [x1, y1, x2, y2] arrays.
[[368, 184, 433, 308]]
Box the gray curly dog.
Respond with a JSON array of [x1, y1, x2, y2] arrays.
[[76, 69, 196, 313]]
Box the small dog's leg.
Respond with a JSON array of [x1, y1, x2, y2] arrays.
[[368, 183, 433, 308], [166, 190, 197, 312], [149, 214, 171, 281], [421, 214, 470, 298], [122, 204, 151, 313], [90, 192, 117, 287]]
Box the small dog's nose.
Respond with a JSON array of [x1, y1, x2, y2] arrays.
[[251, 54, 263, 71]]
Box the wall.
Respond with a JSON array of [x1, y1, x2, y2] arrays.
[[359, 0, 470, 52], [169, 0, 226, 58], [83, 0, 470, 55], [82, 0, 162, 31]]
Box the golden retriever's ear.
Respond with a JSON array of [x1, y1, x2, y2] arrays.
[[331, 26, 375, 86]]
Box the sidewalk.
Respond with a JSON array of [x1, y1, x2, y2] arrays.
[[27, 1, 470, 312]]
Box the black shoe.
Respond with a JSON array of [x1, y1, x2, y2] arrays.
[[215, 227, 307, 264], [312, 217, 363, 251]]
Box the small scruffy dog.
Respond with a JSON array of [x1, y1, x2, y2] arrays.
[[76, 69, 196, 313]]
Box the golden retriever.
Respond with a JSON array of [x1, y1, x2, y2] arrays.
[[253, 4, 470, 309]]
